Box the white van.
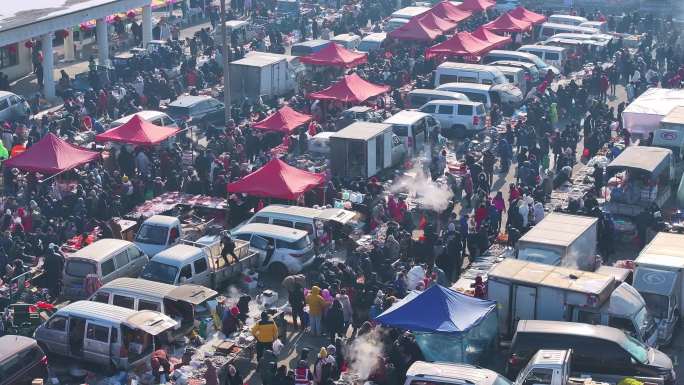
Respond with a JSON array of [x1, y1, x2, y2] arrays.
[[580, 20, 607, 32], [331, 33, 361, 51], [548, 14, 588, 26], [538, 22, 599, 39], [34, 301, 177, 370], [551, 32, 613, 44], [517, 45, 568, 69], [404, 361, 510, 385], [483, 49, 560, 76], [384, 18, 409, 32], [434, 62, 509, 87], [0, 91, 30, 121], [109, 110, 178, 129], [490, 65, 528, 95], [63, 239, 149, 300], [383, 110, 441, 157], [358, 33, 387, 53], [232, 223, 316, 277], [417, 100, 486, 138], [489, 60, 540, 84], [391, 6, 430, 19], [407, 89, 469, 109], [245, 204, 357, 237], [436, 82, 524, 110]]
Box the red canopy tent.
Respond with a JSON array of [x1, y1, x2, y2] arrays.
[[509, 6, 547, 25], [425, 31, 494, 60], [456, 0, 494, 13], [95, 114, 180, 145], [299, 42, 368, 68], [308, 73, 390, 103], [226, 158, 325, 200], [388, 15, 444, 42], [252, 106, 312, 134], [417, 12, 457, 33], [429, 1, 472, 23], [4, 133, 100, 174], [472, 26, 512, 48], [482, 13, 532, 33]]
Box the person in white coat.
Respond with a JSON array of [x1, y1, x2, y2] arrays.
[[518, 199, 529, 228]]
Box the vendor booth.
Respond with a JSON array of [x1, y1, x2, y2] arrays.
[[482, 13, 533, 34], [471, 26, 512, 48], [227, 158, 326, 201], [329, 122, 397, 178], [622, 88, 684, 139], [375, 285, 498, 364], [425, 31, 494, 60]]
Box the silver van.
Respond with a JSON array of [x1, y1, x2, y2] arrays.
[[418, 99, 486, 138], [538, 22, 599, 39], [490, 65, 528, 95], [0, 91, 30, 122], [483, 49, 560, 76], [34, 301, 177, 370], [517, 45, 568, 70], [404, 361, 511, 385], [407, 89, 469, 109], [63, 239, 149, 300], [90, 278, 217, 336], [383, 110, 441, 157], [358, 33, 388, 53], [548, 14, 588, 26], [434, 62, 509, 87], [331, 33, 361, 51], [489, 60, 540, 84], [436, 82, 524, 110], [245, 204, 358, 237]]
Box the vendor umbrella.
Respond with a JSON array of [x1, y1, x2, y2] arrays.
[[471, 26, 512, 48], [509, 6, 547, 25], [429, 1, 472, 23], [95, 114, 180, 146], [4, 133, 100, 174], [252, 106, 312, 134], [308, 73, 390, 104], [226, 158, 325, 200], [425, 31, 494, 60], [299, 42, 368, 68], [482, 13, 533, 33]]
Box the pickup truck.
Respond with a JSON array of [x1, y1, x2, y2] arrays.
[[139, 235, 259, 289], [134, 214, 213, 258]]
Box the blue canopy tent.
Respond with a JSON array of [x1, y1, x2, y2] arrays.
[[375, 285, 498, 364]]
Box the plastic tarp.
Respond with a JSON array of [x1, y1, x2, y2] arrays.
[[509, 6, 547, 25], [425, 31, 494, 60], [299, 42, 368, 68], [251, 106, 312, 134], [95, 114, 180, 145], [634, 267, 677, 296], [375, 285, 497, 333], [622, 88, 684, 137], [4, 133, 100, 174], [226, 158, 325, 200], [307, 73, 390, 103], [456, 0, 495, 12], [471, 26, 512, 47], [606, 146, 672, 175], [388, 14, 445, 42], [429, 1, 472, 23], [483, 13, 533, 33]]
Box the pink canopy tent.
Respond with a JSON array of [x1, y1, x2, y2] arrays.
[[456, 0, 495, 13], [252, 106, 312, 134], [425, 32, 494, 60], [226, 158, 325, 200], [471, 26, 512, 48], [482, 13, 532, 33], [509, 6, 547, 25], [429, 1, 472, 23], [95, 115, 180, 146], [4, 133, 100, 174], [417, 12, 458, 33], [299, 42, 368, 68], [307, 73, 390, 103], [389, 15, 444, 42]]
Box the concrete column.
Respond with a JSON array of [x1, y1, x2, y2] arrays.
[[41, 33, 55, 99], [142, 5, 153, 47], [63, 29, 75, 61], [96, 18, 109, 66]]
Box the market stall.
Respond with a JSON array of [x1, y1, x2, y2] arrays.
[[307, 73, 390, 104], [455, 0, 495, 13], [425, 31, 494, 60], [251, 106, 312, 134], [471, 26, 512, 48], [329, 122, 396, 178], [388, 15, 447, 42], [428, 1, 472, 23], [508, 6, 548, 25], [299, 42, 368, 68], [621, 88, 684, 139], [375, 285, 498, 364], [95, 114, 180, 145], [227, 158, 326, 201], [3, 133, 100, 174], [482, 13, 533, 34]]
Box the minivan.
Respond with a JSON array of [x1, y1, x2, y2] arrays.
[[538, 22, 599, 39], [232, 223, 316, 278], [517, 45, 568, 70], [244, 204, 358, 238], [483, 50, 560, 76], [109, 110, 179, 130], [0, 336, 49, 385], [580, 20, 608, 32], [358, 33, 388, 53], [290, 39, 331, 56], [548, 14, 588, 26], [490, 65, 528, 95], [0, 91, 30, 122], [63, 239, 149, 300], [407, 89, 469, 109], [434, 62, 509, 87], [506, 320, 676, 384], [489, 60, 540, 84], [34, 301, 177, 370], [90, 277, 218, 336], [417, 100, 486, 138], [331, 33, 361, 51], [404, 361, 512, 385], [383, 110, 441, 157], [436, 82, 524, 110]]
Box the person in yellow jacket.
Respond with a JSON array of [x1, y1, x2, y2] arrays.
[[252, 311, 278, 360], [306, 286, 328, 336]]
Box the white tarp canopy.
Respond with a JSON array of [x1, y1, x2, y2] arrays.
[[622, 88, 684, 137]]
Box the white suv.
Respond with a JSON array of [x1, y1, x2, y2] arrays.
[[418, 100, 486, 139]]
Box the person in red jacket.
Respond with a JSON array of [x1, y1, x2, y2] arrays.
[[599, 74, 610, 102]]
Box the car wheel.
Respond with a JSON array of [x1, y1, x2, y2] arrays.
[[452, 125, 467, 139], [267, 263, 288, 281]]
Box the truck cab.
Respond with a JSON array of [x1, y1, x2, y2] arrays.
[[134, 215, 182, 257]]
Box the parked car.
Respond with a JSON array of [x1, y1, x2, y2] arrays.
[[165, 95, 225, 126], [404, 361, 511, 385], [417, 99, 486, 138], [0, 335, 49, 385], [109, 110, 179, 129], [0, 91, 30, 121]]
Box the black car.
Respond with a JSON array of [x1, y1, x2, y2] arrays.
[[506, 320, 675, 384], [0, 335, 49, 385]]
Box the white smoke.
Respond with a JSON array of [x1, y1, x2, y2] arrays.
[[389, 164, 453, 212], [345, 328, 385, 380]]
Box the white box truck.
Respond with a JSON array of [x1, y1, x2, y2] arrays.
[[633, 232, 684, 346], [229, 54, 294, 101], [516, 213, 599, 271], [487, 259, 658, 347]]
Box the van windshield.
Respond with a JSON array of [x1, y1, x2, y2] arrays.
[[641, 292, 669, 319], [392, 124, 409, 137], [136, 224, 168, 245], [140, 261, 179, 284], [65, 259, 97, 277], [622, 334, 649, 364]]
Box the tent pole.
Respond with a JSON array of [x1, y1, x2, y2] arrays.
[[38, 168, 73, 184]]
